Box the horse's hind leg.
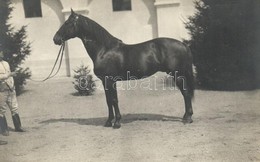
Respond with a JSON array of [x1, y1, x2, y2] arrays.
[[174, 71, 194, 123]]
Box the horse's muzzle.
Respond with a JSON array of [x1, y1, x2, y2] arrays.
[[53, 34, 63, 45]]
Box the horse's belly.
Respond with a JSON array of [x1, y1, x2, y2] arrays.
[[119, 68, 157, 80]]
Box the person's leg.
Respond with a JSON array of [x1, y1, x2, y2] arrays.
[[7, 91, 25, 132], [0, 92, 9, 136], [0, 116, 9, 136]]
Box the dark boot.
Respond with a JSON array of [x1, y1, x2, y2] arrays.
[[0, 140, 7, 145], [0, 116, 9, 136], [12, 114, 26, 132]]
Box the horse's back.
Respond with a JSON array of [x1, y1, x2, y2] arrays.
[[124, 37, 191, 61], [118, 37, 191, 76]]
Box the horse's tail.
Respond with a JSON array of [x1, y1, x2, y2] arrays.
[[185, 47, 195, 99]]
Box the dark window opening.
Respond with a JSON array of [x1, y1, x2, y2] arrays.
[[112, 0, 132, 11], [23, 0, 42, 18]]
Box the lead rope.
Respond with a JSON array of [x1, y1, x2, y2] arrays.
[[29, 43, 65, 82]]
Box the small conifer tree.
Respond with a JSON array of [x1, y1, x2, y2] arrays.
[[73, 64, 96, 96]]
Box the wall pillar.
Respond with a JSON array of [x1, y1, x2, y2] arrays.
[[154, 0, 181, 40]]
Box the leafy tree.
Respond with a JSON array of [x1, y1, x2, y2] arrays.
[[185, 0, 260, 90], [0, 0, 31, 94]]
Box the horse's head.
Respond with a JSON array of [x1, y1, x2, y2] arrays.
[[53, 9, 80, 45]]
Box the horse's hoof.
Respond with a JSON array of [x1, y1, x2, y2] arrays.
[[182, 118, 193, 124], [104, 121, 113, 127], [113, 122, 121, 129]]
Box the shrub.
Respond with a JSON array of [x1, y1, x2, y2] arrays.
[[13, 67, 31, 95], [73, 64, 96, 96]]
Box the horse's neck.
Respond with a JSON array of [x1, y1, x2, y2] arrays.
[[79, 16, 121, 49], [78, 16, 123, 62], [80, 38, 103, 62]]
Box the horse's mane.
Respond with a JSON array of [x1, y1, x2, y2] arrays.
[[79, 15, 122, 48]]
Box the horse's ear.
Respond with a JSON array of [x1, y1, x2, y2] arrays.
[[71, 8, 75, 14]]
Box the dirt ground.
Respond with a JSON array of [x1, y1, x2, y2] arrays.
[[0, 76, 260, 162]]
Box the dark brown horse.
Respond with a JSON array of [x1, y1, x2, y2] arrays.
[[53, 10, 194, 128]]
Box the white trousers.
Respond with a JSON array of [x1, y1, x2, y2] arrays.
[[0, 90, 19, 117]]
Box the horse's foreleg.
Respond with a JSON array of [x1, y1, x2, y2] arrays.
[[111, 82, 121, 129], [103, 80, 121, 128], [103, 81, 114, 127]]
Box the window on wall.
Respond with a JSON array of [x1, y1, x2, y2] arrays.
[[112, 0, 132, 11], [23, 0, 42, 18]]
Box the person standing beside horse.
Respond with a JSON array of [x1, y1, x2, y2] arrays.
[[0, 49, 25, 136]]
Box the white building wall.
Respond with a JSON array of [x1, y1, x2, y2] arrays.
[[10, 0, 67, 78], [9, 0, 195, 79], [154, 0, 195, 40]]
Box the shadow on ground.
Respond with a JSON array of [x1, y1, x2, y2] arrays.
[[40, 114, 183, 127]]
